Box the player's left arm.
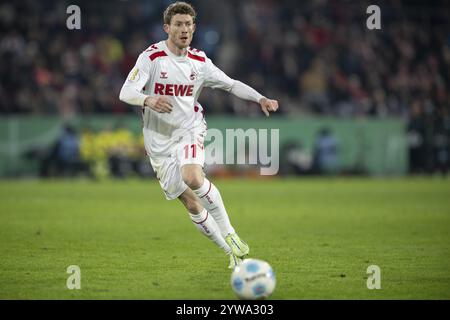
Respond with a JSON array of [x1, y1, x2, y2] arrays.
[[204, 58, 279, 117], [230, 81, 279, 117]]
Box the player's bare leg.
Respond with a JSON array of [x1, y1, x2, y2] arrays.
[[181, 164, 250, 258]]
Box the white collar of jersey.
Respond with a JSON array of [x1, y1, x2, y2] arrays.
[[162, 40, 188, 60]]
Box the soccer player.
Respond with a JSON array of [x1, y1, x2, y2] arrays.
[[119, 1, 278, 268]]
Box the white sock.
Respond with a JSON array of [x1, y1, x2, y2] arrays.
[[189, 208, 231, 254], [193, 178, 235, 237]]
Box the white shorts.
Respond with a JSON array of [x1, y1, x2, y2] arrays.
[[143, 126, 206, 200]]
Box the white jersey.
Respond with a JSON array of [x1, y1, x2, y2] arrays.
[[120, 40, 264, 157], [120, 40, 266, 199], [123, 40, 234, 130]]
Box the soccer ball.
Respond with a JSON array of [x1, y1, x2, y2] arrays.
[[230, 258, 276, 300]]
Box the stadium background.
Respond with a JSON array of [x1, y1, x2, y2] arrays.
[[1, 0, 448, 178], [0, 0, 449, 300]]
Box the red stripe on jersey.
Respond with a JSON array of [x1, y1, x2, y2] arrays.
[[188, 47, 201, 53], [187, 52, 205, 62], [149, 51, 167, 61], [145, 44, 158, 52]]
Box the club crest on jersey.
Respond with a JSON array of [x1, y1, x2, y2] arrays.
[[160, 71, 168, 79], [190, 70, 197, 81]]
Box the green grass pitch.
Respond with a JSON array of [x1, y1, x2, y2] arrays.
[[0, 177, 449, 299]]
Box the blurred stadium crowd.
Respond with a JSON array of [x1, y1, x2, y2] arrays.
[[35, 124, 152, 179], [0, 0, 449, 175]]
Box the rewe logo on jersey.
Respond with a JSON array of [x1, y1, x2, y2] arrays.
[[154, 83, 194, 96]]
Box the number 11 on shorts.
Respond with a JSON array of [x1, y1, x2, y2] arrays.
[[184, 144, 197, 159]]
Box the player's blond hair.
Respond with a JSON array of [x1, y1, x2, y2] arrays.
[[164, 2, 196, 25]]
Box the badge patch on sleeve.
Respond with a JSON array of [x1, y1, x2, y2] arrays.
[[128, 68, 140, 82]]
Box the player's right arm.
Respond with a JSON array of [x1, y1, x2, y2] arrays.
[[119, 53, 172, 113]]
